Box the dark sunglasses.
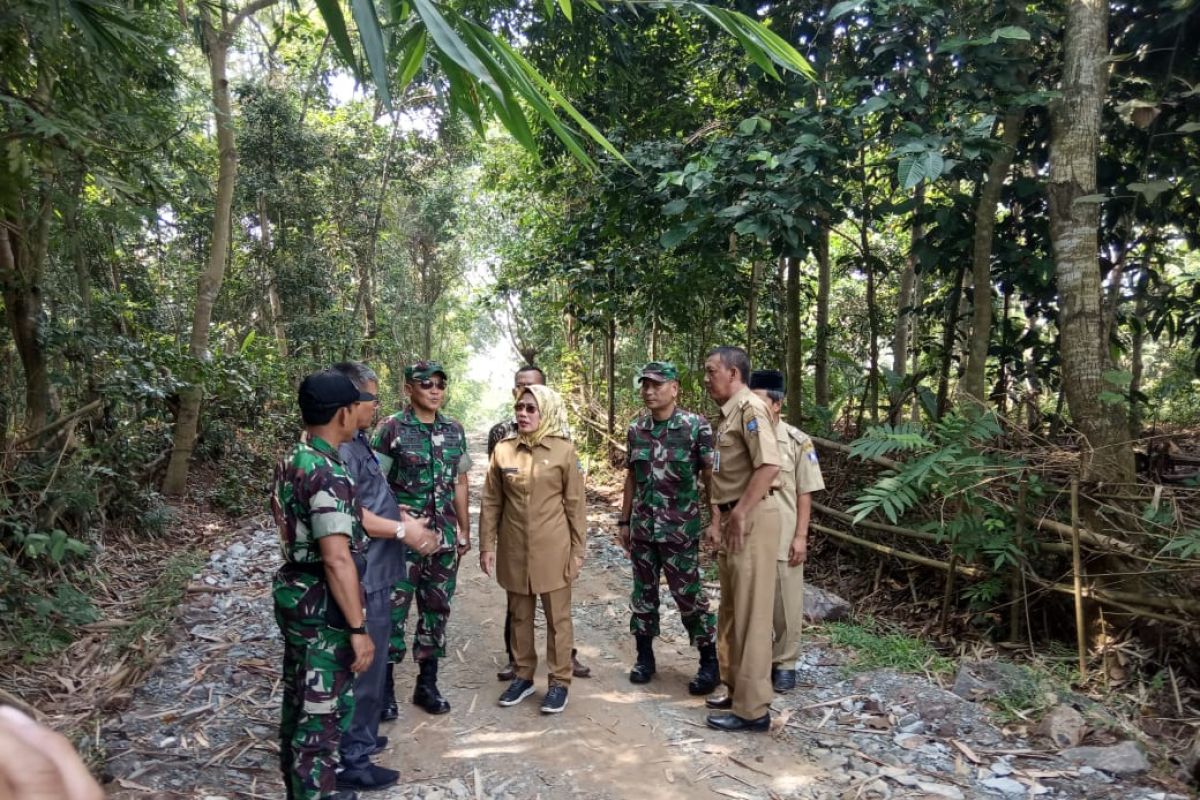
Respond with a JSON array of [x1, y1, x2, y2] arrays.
[[357, 392, 378, 403], [514, 402, 539, 414], [417, 379, 447, 390]]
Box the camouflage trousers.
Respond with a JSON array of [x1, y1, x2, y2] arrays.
[[390, 541, 459, 662], [273, 573, 355, 800], [629, 536, 716, 647]]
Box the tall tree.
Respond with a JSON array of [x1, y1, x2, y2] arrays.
[[1047, 0, 1135, 483]]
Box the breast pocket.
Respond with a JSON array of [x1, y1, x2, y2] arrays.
[[629, 447, 653, 484]]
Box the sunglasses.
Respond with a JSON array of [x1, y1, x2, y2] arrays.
[[514, 402, 540, 414], [358, 392, 378, 403], [416, 379, 447, 390]]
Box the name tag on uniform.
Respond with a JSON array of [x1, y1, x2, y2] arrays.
[[712, 451, 721, 473], [502, 467, 519, 474]]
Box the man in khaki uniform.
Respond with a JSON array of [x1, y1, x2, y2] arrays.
[[701, 346, 781, 732], [749, 370, 824, 694]]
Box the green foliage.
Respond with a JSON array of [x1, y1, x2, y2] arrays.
[[822, 617, 955, 675]]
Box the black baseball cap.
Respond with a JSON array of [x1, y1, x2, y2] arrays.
[[298, 370, 373, 417]]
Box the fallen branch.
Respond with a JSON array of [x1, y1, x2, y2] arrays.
[[12, 399, 103, 450]]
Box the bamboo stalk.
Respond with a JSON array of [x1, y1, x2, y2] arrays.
[[1009, 475, 1027, 641], [1070, 477, 1087, 680]]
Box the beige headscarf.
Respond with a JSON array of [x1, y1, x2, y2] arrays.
[[516, 384, 569, 448]]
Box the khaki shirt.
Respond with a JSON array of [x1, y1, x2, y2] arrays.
[[774, 420, 826, 560], [480, 436, 588, 595], [710, 385, 781, 504]]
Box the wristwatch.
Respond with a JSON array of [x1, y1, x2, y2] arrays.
[[347, 624, 367, 635], [394, 521, 406, 541]]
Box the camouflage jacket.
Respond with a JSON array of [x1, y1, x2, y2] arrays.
[[486, 419, 516, 458], [271, 433, 367, 565], [372, 408, 471, 538], [626, 406, 714, 542]]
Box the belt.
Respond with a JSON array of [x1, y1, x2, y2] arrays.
[[716, 489, 776, 514], [280, 561, 326, 577]]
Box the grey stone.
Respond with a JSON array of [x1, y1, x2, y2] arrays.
[[1060, 740, 1150, 775], [915, 782, 964, 800], [1035, 704, 1086, 749], [804, 584, 852, 622], [951, 660, 1029, 702], [981, 777, 1026, 795]]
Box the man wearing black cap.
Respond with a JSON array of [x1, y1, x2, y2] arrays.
[[749, 369, 825, 694], [271, 369, 377, 800]]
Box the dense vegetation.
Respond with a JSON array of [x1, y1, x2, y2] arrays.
[[2, 0, 1199, 696]]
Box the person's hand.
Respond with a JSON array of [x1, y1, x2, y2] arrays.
[[788, 535, 807, 567], [703, 521, 721, 553], [480, 551, 496, 578], [724, 510, 746, 554], [569, 555, 584, 581], [456, 527, 472, 556], [0, 705, 104, 800], [617, 525, 631, 556], [350, 632, 375, 673]]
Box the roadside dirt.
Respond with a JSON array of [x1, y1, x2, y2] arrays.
[[98, 433, 1192, 800]]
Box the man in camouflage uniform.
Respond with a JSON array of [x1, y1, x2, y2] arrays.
[[486, 364, 590, 682], [618, 361, 720, 696], [749, 369, 824, 694], [372, 361, 471, 715], [272, 370, 376, 800]]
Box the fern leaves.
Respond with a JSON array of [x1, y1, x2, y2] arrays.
[[848, 422, 932, 460]]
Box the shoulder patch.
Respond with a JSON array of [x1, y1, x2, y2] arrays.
[[746, 418, 758, 433]]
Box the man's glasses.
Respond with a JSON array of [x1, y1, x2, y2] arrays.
[[514, 402, 539, 414], [357, 392, 379, 405], [417, 379, 447, 390]]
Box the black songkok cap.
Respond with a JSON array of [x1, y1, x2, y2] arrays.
[[749, 369, 785, 393]]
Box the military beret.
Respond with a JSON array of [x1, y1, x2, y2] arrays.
[[405, 360, 448, 381], [637, 361, 678, 383], [749, 369, 785, 393], [298, 370, 372, 415]]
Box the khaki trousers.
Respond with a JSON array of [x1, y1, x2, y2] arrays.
[[508, 585, 574, 686], [772, 562, 805, 667], [716, 499, 780, 720]]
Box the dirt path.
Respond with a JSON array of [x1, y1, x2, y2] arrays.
[[101, 432, 1189, 800]]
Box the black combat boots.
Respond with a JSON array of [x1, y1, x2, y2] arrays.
[[688, 643, 720, 696], [380, 662, 399, 722], [629, 634, 656, 684], [412, 658, 451, 714]]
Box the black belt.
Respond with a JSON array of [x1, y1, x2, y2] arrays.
[[280, 561, 326, 577], [717, 489, 776, 514]]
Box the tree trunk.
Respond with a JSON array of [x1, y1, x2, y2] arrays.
[[814, 224, 831, 408], [1047, 0, 1135, 484], [909, 265, 925, 422], [785, 255, 803, 426], [257, 192, 288, 356], [891, 184, 924, 423], [746, 259, 761, 362], [936, 263, 967, 418], [961, 111, 1024, 405], [606, 317, 616, 438], [163, 1, 278, 494]]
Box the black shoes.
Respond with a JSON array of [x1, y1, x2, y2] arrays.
[[772, 666, 797, 693], [629, 634, 656, 684], [498, 678, 536, 707], [497, 660, 517, 681], [706, 712, 770, 732], [380, 662, 398, 722], [688, 643, 720, 696], [705, 694, 732, 710], [540, 685, 569, 714], [336, 763, 400, 791], [413, 659, 451, 715], [369, 735, 388, 755], [571, 648, 591, 678]]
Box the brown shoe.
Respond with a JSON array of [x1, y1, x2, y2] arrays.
[[497, 660, 516, 681], [571, 648, 591, 679]]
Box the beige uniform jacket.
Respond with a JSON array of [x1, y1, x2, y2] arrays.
[[480, 435, 588, 595], [710, 386, 781, 504], [774, 421, 826, 560]]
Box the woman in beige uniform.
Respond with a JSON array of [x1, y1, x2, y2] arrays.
[[479, 384, 587, 714]]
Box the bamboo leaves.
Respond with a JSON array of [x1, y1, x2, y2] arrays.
[[310, 0, 815, 168]]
